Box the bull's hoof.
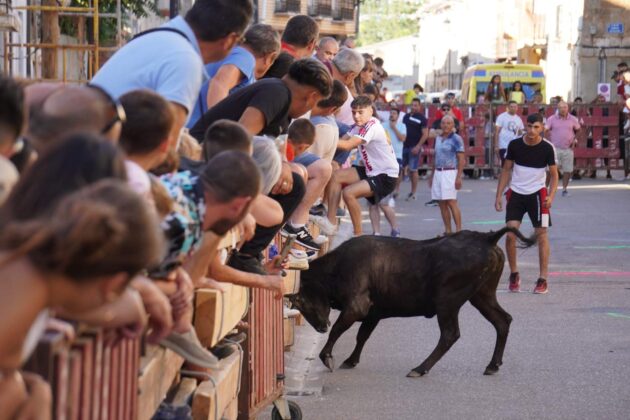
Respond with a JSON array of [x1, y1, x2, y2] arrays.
[[406, 368, 428, 378], [320, 354, 335, 372], [340, 359, 357, 369], [483, 365, 500, 375]]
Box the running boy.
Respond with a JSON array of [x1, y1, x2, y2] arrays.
[[326, 95, 399, 236]]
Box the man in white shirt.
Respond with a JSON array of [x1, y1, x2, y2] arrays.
[[325, 96, 399, 236], [494, 101, 524, 166]]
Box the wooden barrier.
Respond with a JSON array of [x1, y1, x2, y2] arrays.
[[282, 270, 300, 295], [193, 284, 249, 348], [191, 348, 243, 420], [137, 345, 184, 420]]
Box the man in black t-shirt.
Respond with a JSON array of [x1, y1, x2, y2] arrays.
[[401, 98, 428, 201], [190, 58, 332, 140], [495, 113, 558, 295]]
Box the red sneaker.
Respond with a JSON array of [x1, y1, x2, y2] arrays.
[[533, 278, 548, 294], [508, 272, 520, 292]]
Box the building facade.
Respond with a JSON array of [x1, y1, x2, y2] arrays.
[[573, 0, 630, 102], [258, 0, 356, 37], [411, 0, 629, 102]]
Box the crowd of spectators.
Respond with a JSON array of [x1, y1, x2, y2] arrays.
[[0, 1, 408, 416]]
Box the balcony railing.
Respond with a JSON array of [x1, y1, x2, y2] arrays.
[[332, 0, 354, 21], [333, 6, 354, 20], [275, 0, 301, 13], [308, 0, 332, 16]]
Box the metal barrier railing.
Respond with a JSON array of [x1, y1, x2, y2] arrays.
[[385, 103, 625, 171]]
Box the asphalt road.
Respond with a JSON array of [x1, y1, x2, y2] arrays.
[[277, 173, 630, 420]]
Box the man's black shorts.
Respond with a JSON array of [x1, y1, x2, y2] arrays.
[[354, 165, 397, 205], [505, 188, 551, 228]]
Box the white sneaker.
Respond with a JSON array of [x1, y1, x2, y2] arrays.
[[313, 234, 328, 245], [287, 249, 309, 270], [310, 215, 338, 236]]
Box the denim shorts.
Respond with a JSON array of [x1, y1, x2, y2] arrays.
[[402, 147, 420, 170], [293, 152, 320, 167]]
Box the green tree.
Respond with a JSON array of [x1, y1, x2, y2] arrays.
[[358, 0, 422, 46], [61, 0, 157, 44]]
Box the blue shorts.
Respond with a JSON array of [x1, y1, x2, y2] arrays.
[[293, 152, 320, 167], [333, 149, 352, 165], [402, 147, 420, 170]]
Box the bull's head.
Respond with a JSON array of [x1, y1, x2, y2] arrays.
[[289, 285, 331, 333]]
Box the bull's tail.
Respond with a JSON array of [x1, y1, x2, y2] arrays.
[[486, 226, 537, 248]]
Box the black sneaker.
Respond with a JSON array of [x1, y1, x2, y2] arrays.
[[309, 203, 326, 216], [281, 224, 321, 251], [227, 251, 266, 274], [424, 199, 439, 207]]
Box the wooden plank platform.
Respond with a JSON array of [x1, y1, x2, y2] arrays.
[[194, 285, 249, 349], [137, 345, 185, 420], [282, 270, 300, 295], [283, 317, 295, 351], [191, 347, 242, 420]]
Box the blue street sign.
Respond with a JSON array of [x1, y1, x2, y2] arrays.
[[607, 23, 624, 34]]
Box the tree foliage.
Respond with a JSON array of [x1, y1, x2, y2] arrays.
[[60, 0, 158, 43], [358, 0, 422, 46]]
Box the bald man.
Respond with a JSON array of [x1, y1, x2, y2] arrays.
[[315, 37, 339, 63], [544, 101, 580, 196], [27, 85, 124, 151]]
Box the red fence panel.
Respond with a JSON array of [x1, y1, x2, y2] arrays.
[[238, 287, 284, 419], [24, 329, 140, 420]]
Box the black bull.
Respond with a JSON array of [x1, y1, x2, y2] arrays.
[[289, 227, 536, 377]]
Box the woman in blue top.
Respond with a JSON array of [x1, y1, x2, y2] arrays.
[[187, 24, 280, 128], [429, 115, 466, 234]]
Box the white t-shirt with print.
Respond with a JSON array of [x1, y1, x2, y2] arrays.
[[349, 117, 399, 178], [496, 112, 524, 149]]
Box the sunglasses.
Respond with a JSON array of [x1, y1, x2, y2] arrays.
[[442, 107, 451, 111], [86, 84, 127, 134]]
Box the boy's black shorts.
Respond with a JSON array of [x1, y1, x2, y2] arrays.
[[354, 165, 397, 205]]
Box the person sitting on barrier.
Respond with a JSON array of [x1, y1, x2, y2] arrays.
[[281, 119, 332, 252], [196, 120, 284, 230], [179, 121, 286, 295], [0, 74, 23, 203], [0, 180, 164, 420], [204, 137, 287, 296], [308, 80, 347, 165], [326, 95, 399, 237], [189, 58, 332, 140], [186, 23, 281, 128]]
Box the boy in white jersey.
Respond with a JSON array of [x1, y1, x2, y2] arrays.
[[326, 95, 399, 236]]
